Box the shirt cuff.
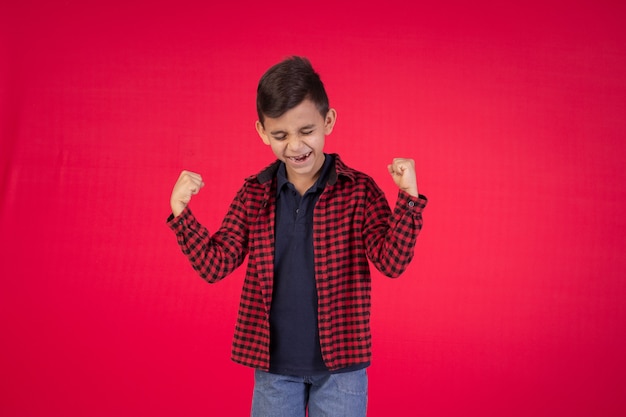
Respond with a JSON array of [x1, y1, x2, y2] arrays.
[[166, 207, 195, 232], [397, 190, 428, 212]]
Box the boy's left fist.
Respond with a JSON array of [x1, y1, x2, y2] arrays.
[[388, 158, 419, 197]]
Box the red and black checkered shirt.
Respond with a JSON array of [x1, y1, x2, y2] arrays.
[[167, 154, 427, 371]]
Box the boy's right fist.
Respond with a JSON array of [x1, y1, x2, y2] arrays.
[[170, 170, 205, 217]]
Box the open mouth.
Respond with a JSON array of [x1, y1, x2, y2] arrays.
[[287, 152, 312, 163]]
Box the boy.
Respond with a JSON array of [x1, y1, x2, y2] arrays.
[[167, 56, 427, 417]]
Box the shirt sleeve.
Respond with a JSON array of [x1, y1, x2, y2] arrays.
[[166, 188, 250, 282], [363, 185, 428, 278]]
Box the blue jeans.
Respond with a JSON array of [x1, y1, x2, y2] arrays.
[[251, 368, 368, 417]]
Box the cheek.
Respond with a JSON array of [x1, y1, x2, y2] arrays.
[[312, 135, 325, 149], [270, 142, 285, 156]]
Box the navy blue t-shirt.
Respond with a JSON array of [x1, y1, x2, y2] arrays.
[[268, 154, 333, 376]]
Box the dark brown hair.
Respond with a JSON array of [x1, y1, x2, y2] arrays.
[[256, 56, 329, 125]]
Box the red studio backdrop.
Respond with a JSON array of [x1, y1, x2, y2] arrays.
[[1, 1, 625, 416]]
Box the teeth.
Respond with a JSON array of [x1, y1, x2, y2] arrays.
[[290, 152, 311, 161]]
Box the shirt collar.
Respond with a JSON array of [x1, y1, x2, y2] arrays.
[[255, 153, 353, 186]]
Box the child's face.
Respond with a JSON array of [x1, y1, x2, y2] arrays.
[[256, 99, 336, 185]]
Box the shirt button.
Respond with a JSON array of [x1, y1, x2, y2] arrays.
[[408, 201, 415, 207]]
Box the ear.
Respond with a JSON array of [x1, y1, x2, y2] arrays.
[[324, 108, 337, 135], [255, 120, 271, 145]]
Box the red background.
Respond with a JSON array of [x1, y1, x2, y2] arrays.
[[2, 1, 625, 416]]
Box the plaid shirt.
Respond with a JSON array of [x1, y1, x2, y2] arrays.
[[167, 154, 427, 371]]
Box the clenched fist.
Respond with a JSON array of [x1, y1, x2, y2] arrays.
[[387, 158, 419, 197], [170, 170, 205, 217]]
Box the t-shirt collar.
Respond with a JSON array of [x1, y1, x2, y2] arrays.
[[276, 153, 334, 196]]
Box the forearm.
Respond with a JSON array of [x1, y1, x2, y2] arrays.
[[365, 190, 427, 277], [167, 207, 248, 282]]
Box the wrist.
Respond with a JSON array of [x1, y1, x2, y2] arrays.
[[403, 186, 418, 197], [171, 202, 185, 218]]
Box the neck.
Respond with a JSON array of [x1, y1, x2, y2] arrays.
[[286, 155, 325, 195], [290, 176, 316, 196]]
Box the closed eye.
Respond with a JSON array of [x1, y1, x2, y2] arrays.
[[300, 126, 315, 135]]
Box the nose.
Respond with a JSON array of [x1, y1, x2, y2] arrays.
[[287, 136, 305, 152]]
